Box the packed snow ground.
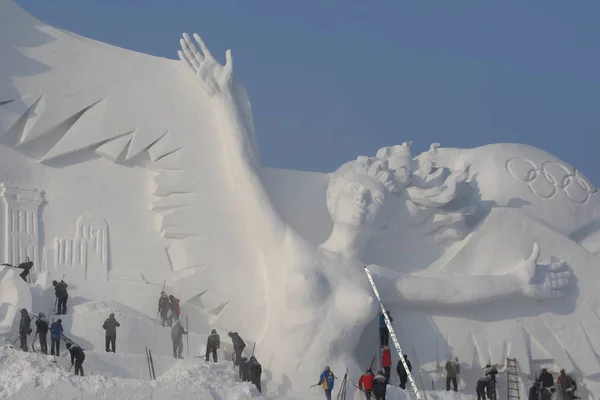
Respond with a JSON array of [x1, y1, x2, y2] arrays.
[[0, 344, 479, 400], [0, 344, 263, 399]]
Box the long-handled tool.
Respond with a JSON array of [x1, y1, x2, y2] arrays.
[[186, 316, 190, 358]]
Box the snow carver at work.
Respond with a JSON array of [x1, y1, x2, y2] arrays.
[[536, 368, 555, 398], [18, 308, 31, 351], [381, 346, 392, 384], [358, 369, 375, 399], [239, 357, 250, 382], [379, 311, 392, 347], [168, 294, 180, 325], [317, 366, 335, 400], [3, 258, 34, 282], [35, 312, 49, 354], [476, 376, 492, 400], [158, 291, 170, 327], [50, 318, 63, 356], [528, 381, 540, 400], [372, 371, 388, 400], [558, 369, 577, 400], [16, 258, 33, 282], [66, 342, 85, 376], [248, 355, 262, 393], [228, 331, 246, 366], [102, 313, 120, 353], [445, 356, 460, 391], [53, 279, 69, 315], [171, 320, 188, 359], [205, 328, 219, 362], [397, 354, 412, 389], [484, 364, 498, 399]]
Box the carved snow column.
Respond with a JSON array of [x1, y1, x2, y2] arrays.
[[55, 216, 108, 281], [0, 184, 44, 271]]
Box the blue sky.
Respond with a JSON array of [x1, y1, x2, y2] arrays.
[[16, 1, 600, 183]]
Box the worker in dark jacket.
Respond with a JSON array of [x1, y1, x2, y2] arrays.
[[228, 331, 246, 366], [528, 382, 540, 400], [205, 328, 220, 362], [19, 309, 31, 351], [16, 258, 34, 282], [248, 356, 262, 393], [379, 310, 393, 347], [53, 279, 69, 315], [557, 369, 577, 400], [536, 369, 554, 389], [397, 354, 412, 389], [484, 364, 498, 399], [158, 292, 170, 327], [239, 357, 250, 381], [372, 371, 388, 400], [35, 312, 49, 354], [476, 376, 491, 400], [171, 320, 188, 359], [102, 313, 120, 353], [66, 342, 85, 376]]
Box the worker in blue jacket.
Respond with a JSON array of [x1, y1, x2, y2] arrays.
[[50, 319, 63, 356], [379, 310, 393, 347], [317, 366, 335, 400]]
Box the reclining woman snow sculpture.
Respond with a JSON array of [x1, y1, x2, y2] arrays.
[[178, 33, 572, 384]]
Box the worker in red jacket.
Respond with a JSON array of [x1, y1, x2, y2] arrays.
[[358, 369, 375, 399], [169, 295, 181, 323], [381, 346, 392, 384]]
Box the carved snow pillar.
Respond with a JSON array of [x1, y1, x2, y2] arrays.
[[0, 184, 44, 271]]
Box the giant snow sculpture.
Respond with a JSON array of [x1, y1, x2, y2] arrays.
[[1, 1, 600, 397]]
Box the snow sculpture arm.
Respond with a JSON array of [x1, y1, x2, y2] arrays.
[[178, 33, 287, 250], [382, 244, 573, 306]]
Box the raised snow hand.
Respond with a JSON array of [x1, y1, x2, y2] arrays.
[[178, 33, 233, 97], [514, 243, 573, 298]]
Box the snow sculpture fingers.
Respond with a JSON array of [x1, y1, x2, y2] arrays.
[[177, 33, 234, 97], [525, 260, 573, 299], [514, 244, 574, 298]]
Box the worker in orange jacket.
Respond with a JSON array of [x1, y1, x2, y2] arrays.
[[358, 369, 375, 400], [381, 346, 392, 384]]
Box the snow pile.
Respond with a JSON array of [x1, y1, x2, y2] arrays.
[[0, 345, 263, 400], [0, 266, 31, 336], [0, 342, 482, 399]]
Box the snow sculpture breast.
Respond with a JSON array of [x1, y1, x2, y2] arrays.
[[1, 1, 600, 398]]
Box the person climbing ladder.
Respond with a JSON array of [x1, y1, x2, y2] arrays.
[[379, 310, 393, 347]]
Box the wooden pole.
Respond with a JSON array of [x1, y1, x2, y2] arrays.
[[186, 316, 189, 357]]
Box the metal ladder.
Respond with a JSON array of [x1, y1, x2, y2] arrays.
[[364, 266, 424, 400], [507, 357, 521, 400]]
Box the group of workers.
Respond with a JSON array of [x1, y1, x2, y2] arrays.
[[529, 368, 578, 400], [10, 273, 583, 398], [157, 291, 181, 327]]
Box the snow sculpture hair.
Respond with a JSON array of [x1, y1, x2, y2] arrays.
[[327, 141, 472, 241]]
